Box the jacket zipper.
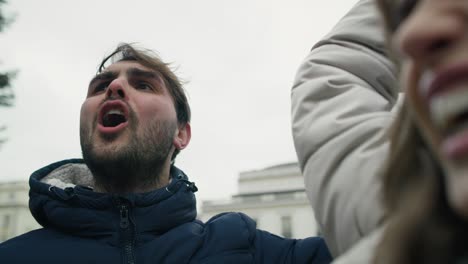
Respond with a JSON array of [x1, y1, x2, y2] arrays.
[[120, 204, 135, 264]]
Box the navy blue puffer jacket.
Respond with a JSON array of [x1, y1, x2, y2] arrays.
[[0, 159, 331, 263]]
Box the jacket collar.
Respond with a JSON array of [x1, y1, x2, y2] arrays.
[[29, 159, 198, 239]]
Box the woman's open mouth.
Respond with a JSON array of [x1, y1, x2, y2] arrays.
[[423, 63, 468, 159]]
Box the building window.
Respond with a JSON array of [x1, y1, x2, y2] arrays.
[[281, 216, 292, 238], [1, 215, 11, 242], [2, 215, 10, 229]]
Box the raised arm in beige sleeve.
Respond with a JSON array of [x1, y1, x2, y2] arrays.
[[291, 0, 401, 257]]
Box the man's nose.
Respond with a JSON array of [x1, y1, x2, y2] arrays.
[[396, 12, 464, 62], [106, 78, 127, 100]]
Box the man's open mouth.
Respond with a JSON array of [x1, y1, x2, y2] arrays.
[[102, 109, 127, 127], [98, 101, 129, 130]]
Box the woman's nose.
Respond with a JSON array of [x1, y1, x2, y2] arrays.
[[395, 10, 464, 62]]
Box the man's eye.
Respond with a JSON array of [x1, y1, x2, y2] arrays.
[[92, 82, 110, 94], [136, 82, 153, 91], [392, 0, 419, 31]]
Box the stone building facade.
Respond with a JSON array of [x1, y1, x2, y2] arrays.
[[200, 162, 318, 238], [0, 181, 40, 242]]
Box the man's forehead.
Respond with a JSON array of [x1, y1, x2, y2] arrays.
[[89, 60, 165, 88], [102, 60, 155, 74]]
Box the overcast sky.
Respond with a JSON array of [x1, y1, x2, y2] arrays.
[[0, 0, 358, 202]]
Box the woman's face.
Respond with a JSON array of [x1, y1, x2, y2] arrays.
[[393, 0, 468, 217]]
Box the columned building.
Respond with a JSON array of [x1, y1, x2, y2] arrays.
[[0, 181, 40, 242], [200, 162, 317, 238]]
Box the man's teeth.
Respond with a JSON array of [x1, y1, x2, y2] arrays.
[[102, 108, 127, 127], [106, 109, 124, 116], [431, 87, 468, 132]]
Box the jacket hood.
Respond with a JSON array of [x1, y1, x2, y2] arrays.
[[29, 159, 198, 241]]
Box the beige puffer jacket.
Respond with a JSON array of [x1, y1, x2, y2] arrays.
[[291, 0, 402, 262]]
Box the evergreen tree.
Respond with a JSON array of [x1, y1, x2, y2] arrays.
[[0, 0, 14, 107], [0, 0, 14, 147]]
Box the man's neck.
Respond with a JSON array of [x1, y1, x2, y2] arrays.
[[92, 160, 172, 194]]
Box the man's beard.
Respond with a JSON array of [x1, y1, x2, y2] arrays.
[[80, 112, 177, 194]]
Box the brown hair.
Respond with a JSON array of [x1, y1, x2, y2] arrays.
[[98, 43, 191, 161], [374, 1, 468, 263]]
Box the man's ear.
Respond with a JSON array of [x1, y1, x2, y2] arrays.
[[173, 122, 191, 150]]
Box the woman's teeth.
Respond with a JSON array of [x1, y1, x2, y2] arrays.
[[430, 86, 468, 135]]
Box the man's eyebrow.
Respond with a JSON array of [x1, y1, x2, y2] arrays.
[[89, 71, 118, 87], [127, 67, 160, 80]]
